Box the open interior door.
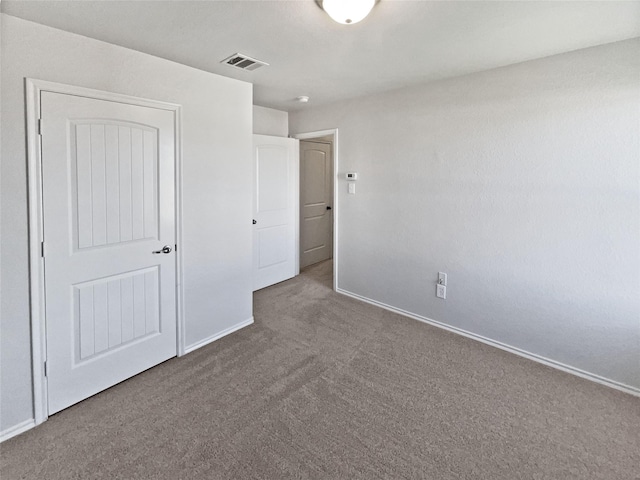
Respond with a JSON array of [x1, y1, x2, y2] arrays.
[[252, 135, 299, 291]]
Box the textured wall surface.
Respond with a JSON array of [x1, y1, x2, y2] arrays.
[[253, 105, 289, 137], [1, 14, 253, 433], [290, 38, 640, 391]]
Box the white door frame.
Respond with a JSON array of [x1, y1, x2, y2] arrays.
[[26, 79, 185, 426], [291, 129, 339, 291]]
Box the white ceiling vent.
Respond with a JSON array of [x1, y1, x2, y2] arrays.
[[221, 53, 269, 71]]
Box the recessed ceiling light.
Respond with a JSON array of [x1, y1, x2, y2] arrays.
[[296, 96, 310, 103]]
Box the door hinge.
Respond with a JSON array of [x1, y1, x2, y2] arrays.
[[41, 241, 45, 258], [44, 361, 48, 377], [37, 118, 42, 136]]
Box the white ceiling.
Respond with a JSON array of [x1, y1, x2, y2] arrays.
[[3, 1, 639, 112]]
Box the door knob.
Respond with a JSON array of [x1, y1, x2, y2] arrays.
[[326, 206, 332, 210], [152, 245, 172, 254], [253, 219, 257, 225]]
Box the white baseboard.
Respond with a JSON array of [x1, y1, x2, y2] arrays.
[[336, 288, 640, 397], [184, 317, 254, 354], [1, 318, 255, 443], [0, 419, 36, 443]]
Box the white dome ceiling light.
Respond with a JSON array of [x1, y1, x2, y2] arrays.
[[322, 0, 376, 25]]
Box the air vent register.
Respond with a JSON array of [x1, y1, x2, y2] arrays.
[[220, 53, 269, 71]]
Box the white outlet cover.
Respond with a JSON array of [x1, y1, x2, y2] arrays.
[[436, 284, 447, 299]]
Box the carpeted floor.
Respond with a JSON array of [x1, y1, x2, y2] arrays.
[[1, 260, 639, 479]]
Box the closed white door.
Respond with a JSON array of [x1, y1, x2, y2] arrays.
[[300, 141, 333, 269], [253, 135, 299, 291], [41, 92, 177, 414]]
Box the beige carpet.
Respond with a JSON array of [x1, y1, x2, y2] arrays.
[[1, 260, 639, 479]]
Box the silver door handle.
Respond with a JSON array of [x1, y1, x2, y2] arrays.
[[152, 245, 172, 254]]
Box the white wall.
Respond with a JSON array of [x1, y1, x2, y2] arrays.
[[253, 105, 288, 136], [0, 15, 254, 435], [290, 38, 640, 392]]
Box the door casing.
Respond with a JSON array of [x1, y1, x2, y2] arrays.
[[26, 79, 185, 426], [292, 129, 339, 291]]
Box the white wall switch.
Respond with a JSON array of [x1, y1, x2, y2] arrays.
[[438, 272, 447, 286], [348, 183, 356, 195], [436, 284, 446, 299]]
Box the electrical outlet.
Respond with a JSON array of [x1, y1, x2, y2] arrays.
[[438, 272, 447, 286], [436, 284, 446, 299]]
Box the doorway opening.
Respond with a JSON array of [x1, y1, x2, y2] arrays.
[[292, 129, 338, 291]]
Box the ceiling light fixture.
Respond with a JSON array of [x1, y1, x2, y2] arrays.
[[321, 0, 375, 25], [296, 96, 310, 103]]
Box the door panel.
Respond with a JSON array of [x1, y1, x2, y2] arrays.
[[72, 122, 159, 249], [253, 135, 299, 291], [75, 268, 160, 361], [300, 141, 333, 268], [258, 225, 289, 267], [257, 149, 289, 211], [41, 92, 177, 414]]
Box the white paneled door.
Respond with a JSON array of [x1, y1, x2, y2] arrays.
[[253, 135, 299, 291], [41, 92, 177, 414], [300, 141, 333, 268]]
